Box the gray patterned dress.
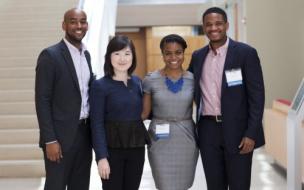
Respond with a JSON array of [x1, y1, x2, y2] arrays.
[[143, 70, 199, 190]]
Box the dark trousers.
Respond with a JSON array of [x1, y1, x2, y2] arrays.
[[102, 147, 145, 190], [198, 118, 253, 190], [43, 122, 92, 190]]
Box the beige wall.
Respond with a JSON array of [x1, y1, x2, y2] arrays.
[[116, 29, 147, 79], [301, 21, 304, 77], [246, 0, 304, 107], [145, 27, 206, 73], [0, 0, 79, 68], [0, 0, 80, 178], [118, 27, 206, 78]]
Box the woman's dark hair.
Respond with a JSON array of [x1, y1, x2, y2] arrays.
[[104, 35, 137, 77], [202, 7, 227, 23], [159, 34, 187, 53]]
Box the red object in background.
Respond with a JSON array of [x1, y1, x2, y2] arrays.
[[276, 99, 291, 106]]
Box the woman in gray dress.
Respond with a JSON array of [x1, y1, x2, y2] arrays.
[[142, 34, 198, 190]]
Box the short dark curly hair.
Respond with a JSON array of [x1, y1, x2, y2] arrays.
[[159, 34, 187, 53], [202, 7, 227, 23], [104, 35, 137, 77]]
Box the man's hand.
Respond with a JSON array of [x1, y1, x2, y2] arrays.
[[98, 158, 111, 180], [46, 142, 63, 163], [238, 137, 255, 154]]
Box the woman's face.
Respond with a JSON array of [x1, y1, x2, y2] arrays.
[[111, 46, 133, 74], [162, 42, 184, 70]]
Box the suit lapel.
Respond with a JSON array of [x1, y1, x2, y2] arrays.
[[221, 38, 236, 96], [194, 47, 209, 120], [84, 50, 92, 74], [84, 50, 95, 86], [196, 47, 209, 88], [60, 40, 81, 92]]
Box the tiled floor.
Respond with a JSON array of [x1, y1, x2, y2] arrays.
[[0, 148, 287, 190]]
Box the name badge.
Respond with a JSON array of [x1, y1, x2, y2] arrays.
[[155, 123, 170, 139], [225, 68, 243, 86]]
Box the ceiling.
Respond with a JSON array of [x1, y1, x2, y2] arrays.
[[118, 0, 209, 5], [116, 0, 226, 27]]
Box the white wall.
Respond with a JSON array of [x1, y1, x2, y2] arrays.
[[82, 0, 118, 78], [246, 0, 304, 107]]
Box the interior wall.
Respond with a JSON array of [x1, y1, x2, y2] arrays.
[[117, 27, 206, 78], [246, 0, 304, 107], [0, 0, 79, 66], [116, 29, 147, 79], [116, 3, 215, 27], [301, 21, 304, 78], [145, 27, 206, 74]]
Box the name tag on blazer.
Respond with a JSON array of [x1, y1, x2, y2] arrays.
[[225, 68, 243, 87]]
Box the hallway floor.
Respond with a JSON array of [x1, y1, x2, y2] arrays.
[[0, 148, 287, 190]]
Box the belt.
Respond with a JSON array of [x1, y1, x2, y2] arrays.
[[79, 118, 89, 125], [201, 115, 223, 123], [153, 117, 192, 122]]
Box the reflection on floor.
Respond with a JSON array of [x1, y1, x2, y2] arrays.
[[0, 148, 288, 190]]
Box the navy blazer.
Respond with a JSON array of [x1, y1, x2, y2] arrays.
[[188, 38, 265, 153], [35, 40, 94, 152]]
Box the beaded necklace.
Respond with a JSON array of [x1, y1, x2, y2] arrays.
[[163, 69, 184, 93]]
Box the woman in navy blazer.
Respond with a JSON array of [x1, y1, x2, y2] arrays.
[[89, 35, 150, 190]]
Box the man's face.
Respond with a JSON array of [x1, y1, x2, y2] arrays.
[[62, 10, 88, 45], [202, 13, 228, 44]]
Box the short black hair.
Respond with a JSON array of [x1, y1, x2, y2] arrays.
[[202, 7, 227, 23], [159, 34, 187, 53], [104, 35, 137, 77]]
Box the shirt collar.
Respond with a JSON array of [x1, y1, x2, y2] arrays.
[[63, 38, 87, 54], [208, 37, 229, 56]]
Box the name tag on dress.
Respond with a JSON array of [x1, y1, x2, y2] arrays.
[[155, 123, 170, 139], [225, 68, 243, 86]]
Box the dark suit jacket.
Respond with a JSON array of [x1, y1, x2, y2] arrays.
[[188, 38, 265, 153], [35, 40, 94, 152]]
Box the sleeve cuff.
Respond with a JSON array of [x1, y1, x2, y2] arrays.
[[45, 140, 57, 144]]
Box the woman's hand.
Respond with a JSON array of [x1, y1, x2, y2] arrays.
[[97, 158, 111, 180]]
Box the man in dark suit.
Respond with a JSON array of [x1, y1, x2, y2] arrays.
[[35, 8, 94, 190], [188, 7, 265, 190]]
